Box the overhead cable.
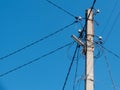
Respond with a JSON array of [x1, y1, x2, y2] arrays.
[[104, 11, 120, 42], [46, 0, 76, 18], [89, 0, 96, 17], [103, 52, 117, 90], [73, 47, 80, 90], [102, 46, 120, 60], [0, 21, 76, 61], [88, 39, 120, 61], [62, 45, 79, 90], [79, 0, 96, 37], [95, 79, 120, 89], [100, 0, 119, 35], [0, 42, 73, 77]]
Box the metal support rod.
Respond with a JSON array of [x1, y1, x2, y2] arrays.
[[71, 35, 85, 46]]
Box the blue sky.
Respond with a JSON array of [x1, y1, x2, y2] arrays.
[[0, 0, 120, 90]]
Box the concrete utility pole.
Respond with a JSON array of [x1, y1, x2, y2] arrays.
[[71, 8, 94, 90], [85, 9, 94, 90]]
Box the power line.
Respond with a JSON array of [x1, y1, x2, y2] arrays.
[[62, 45, 79, 90], [104, 11, 120, 42], [0, 42, 73, 77], [87, 39, 120, 61], [89, 0, 96, 16], [102, 46, 120, 60], [88, 38, 120, 61], [79, 0, 96, 38], [103, 52, 117, 90], [95, 79, 120, 89], [100, 0, 119, 35], [0, 21, 76, 61], [73, 47, 80, 90], [46, 0, 76, 18]]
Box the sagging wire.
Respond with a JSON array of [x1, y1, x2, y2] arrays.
[[0, 21, 76, 61], [93, 35, 104, 59], [83, 35, 104, 59], [0, 42, 74, 77]]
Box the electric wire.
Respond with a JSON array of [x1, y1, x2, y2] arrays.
[[101, 46, 120, 60], [46, 0, 76, 18], [103, 51, 117, 90], [104, 11, 120, 43], [67, 42, 75, 60], [86, 38, 120, 60], [62, 45, 79, 90], [94, 45, 103, 59], [73, 47, 80, 90], [49, 0, 96, 89], [82, 39, 119, 89], [0, 42, 73, 77], [76, 44, 99, 90], [0, 21, 76, 61], [76, 56, 96, 90], [79, 0, 96, 38], [77, 75, 84, 90], [100, 0, 119, 35], [95, 79, 120, 89], [89, 0, 96, 17]]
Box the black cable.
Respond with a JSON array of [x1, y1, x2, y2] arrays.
[[0, 21, 76, 61], [62, 45, 78, 90], [77, 75, 84, 90], [79, 0, 96, 38], [46, 0, 76, 18], [73, 47, 80, 90], [104, 11, 120, 43], [0, 42, 73, 77], [95, 79, 120, 89], [100, 0, 119, 35], [101, 46, 120, 60], [86, 39, 120, 60], [90, 38, 120, 60], [103, 52, 117, 90], [86, 37, 120, 60], [89, 0, 96, 17]]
